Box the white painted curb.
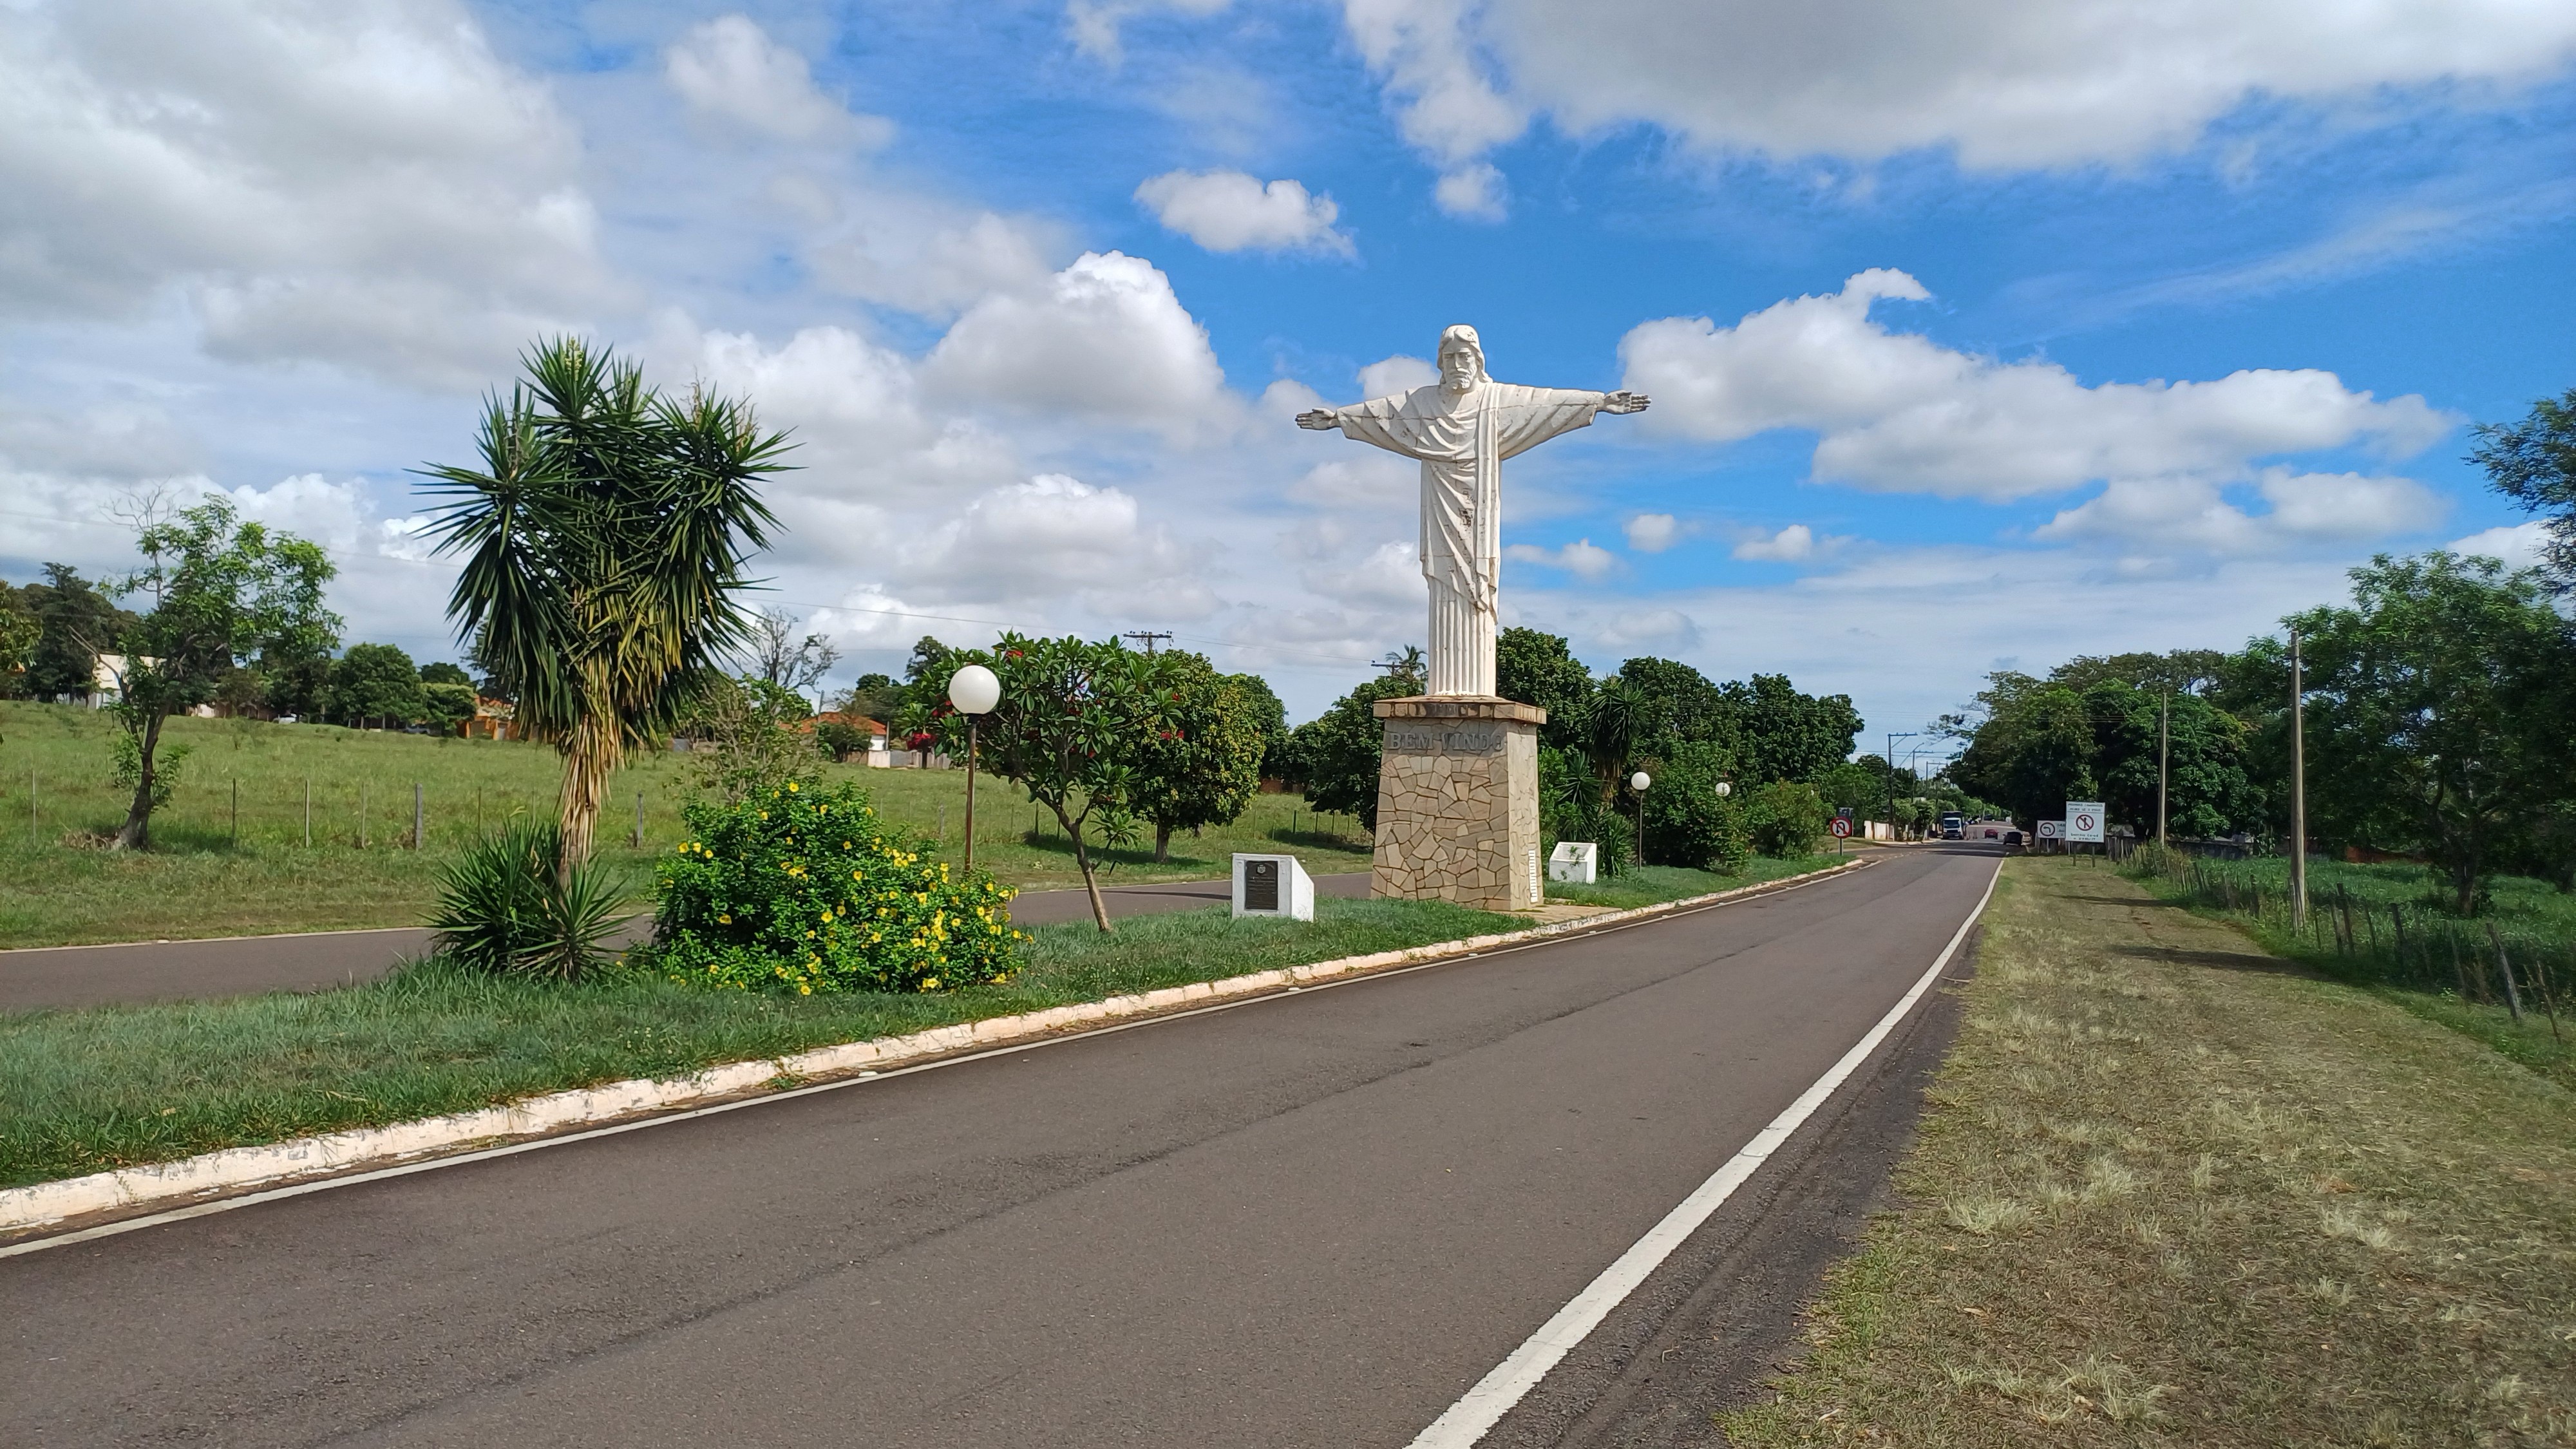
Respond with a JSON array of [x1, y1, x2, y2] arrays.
[[1, 859, 1868, 1236]]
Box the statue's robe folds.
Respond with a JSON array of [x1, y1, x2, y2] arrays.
[[1331, 381, 1609, 696]]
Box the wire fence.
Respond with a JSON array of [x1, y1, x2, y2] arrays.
[[2121, 845, 2571, 1032]]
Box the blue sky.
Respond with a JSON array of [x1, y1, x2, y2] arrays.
[[5, 0, 2572, 753]]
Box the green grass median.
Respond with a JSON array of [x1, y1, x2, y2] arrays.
[[1541, 854, 1841, 910], [0, 701, 1372, 948], [0, 896, 1519, 1191]]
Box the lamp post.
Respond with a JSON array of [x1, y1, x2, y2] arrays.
[[1629, 770, 1651, 867], [948, 664, 1001, 875]]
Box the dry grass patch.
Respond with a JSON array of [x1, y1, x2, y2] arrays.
[[1723, 857, 2576, 1447]]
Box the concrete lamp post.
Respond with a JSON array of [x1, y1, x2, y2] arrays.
[[1629, 770, 1651, 867], [948, 664, 1001, 875]]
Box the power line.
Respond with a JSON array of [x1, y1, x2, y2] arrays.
[[1121, 630, 1173, 654]]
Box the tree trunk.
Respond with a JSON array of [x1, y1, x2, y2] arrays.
[[1061, 805, 1113, 932], [1153, 819, 1172, 864], [113, 712, 163, 851], [557, 716, 619, 887]]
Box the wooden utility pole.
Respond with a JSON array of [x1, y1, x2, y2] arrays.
[[2156, 691, 2169, 848], [2289, 630, 2307, 930], [1121, 631, 1172, 654]]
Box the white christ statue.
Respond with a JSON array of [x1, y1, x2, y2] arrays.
[[1298, 325, 1649, 697]]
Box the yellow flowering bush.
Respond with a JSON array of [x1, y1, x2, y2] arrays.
[[646, 779, 1020, 994]]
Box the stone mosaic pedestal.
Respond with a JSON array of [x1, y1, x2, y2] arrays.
[[1368, 696, 1545, 912]]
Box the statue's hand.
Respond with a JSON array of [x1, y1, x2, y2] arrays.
[[1599, 390, 1651, 415], [1295, 408, 1340, 431]]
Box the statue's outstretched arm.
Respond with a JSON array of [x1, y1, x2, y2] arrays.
[[1598, 390, 1651, 415], [1296, 408, 1340, 430]]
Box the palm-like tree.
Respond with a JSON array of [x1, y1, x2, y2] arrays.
[[421, 339, 789, 882]]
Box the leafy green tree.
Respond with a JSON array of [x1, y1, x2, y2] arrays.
[[678, 675, 824, 806], [1641, 740, 1750, 871], [1130, 652, 1265, 862], [422, 681, 479, 727], [1615, 655, 1738, 761], [422, 337, 787, 883], [420, 660, 474, 688], [1744, 780, 1830, 857], [922, 634, 1171, 931], [25, 564, 131, 702], [1288, 656, 1424, 831], [1227, 671, 1292, 781], [2471, 386, 2576, 588], [1951, 678, 2098, 826], [2290, 553, 2575, 913], [0, 585, 37, 696], [1814, 755, 1889, 815], [839, 671, 902, 724], [2045, 649, 2230, 698], [1497, 626, 1594, 748], [329, 643, 426, 726], [102, 497, 339, 848], [2080, 682, 2263, 839], [1722, 674, 1862, 784]]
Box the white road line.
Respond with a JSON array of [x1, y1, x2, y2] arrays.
[[0, 860, 1882, 1259], [1404, 855, 2005, 1449]]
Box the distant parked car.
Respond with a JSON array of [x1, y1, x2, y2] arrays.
[[2003, 828, 2025, 847]]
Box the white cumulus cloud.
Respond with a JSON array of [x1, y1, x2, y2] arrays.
[[1621, 270, 2454, 512], [924, 251, 1233, 435], [1624, 512, 1680, 552], [665, 15, 893, 146], [1135, 169, 1354, 255], [1338, 0, 2576, 175], [1504, 538, 1619, 580], [1732, 524, 1833, 561], [0, 0, 607, 387], [2448, 520, 2554, 571]]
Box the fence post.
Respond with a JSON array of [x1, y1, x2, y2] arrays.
[[632, 791, 643, 849], [361, 782, 369, 850], [2490, 923, 2525, 1025], [413, 783, 424, 849], [30, 767, 37, 845], [232, 777, 240, 847], [303, 775, 312, 848]]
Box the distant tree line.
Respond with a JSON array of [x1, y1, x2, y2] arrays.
[[1274, 627, 1893, 873], [1941, 386, 2576, 913]]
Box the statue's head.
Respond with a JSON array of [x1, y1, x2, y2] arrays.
[[1437, 325, 1485, 395]]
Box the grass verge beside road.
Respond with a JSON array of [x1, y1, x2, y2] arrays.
[[1725, 857, 2575, 1446], [0, 896, 1515, 1191]]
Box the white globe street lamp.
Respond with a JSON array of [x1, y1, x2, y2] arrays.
[[1715, 781, 1732, 797], [1629, 771, 1651, 866], [1629, 771, 1652, 792], [949, 664, 1001, 873]]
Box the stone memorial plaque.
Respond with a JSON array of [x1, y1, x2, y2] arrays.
[[1244, 858, 1280, 913]]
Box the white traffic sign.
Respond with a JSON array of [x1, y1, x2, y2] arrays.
[[2036, 819, 2061, 838], [1829, 817, 1853, 838], [2065, 802, 2105, 844]]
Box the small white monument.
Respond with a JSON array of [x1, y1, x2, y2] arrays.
[[1548, 841, 1598, 884], [1299, 326, 1649, 913], [1232, 853, 1315, 921]]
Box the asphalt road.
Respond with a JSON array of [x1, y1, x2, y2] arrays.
[[0, 873, 1374, 1012], [3, 846, 2000, 1448]]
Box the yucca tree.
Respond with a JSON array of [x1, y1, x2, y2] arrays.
[[421, 338, 788, 884]]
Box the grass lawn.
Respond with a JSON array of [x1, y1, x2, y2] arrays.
[[0, 895, 1521, 1191], [1723, 857, 2576, 1446], [2123, 853, 2576, 1094], [0, 701, 1372, 947], [1543, 853, 1841, 910]]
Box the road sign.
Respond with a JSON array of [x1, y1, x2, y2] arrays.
[[2036, 819, 2061, 838], [1829, 817, 1853, 838], [2065, 802, 2105, 844]]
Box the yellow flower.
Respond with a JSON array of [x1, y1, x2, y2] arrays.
[[787, 782, 799, 792], [799, 983, 812, 995], [851, 870, 863, 882], [759, 810, 769, 819], [717, 913, 733, 924]]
